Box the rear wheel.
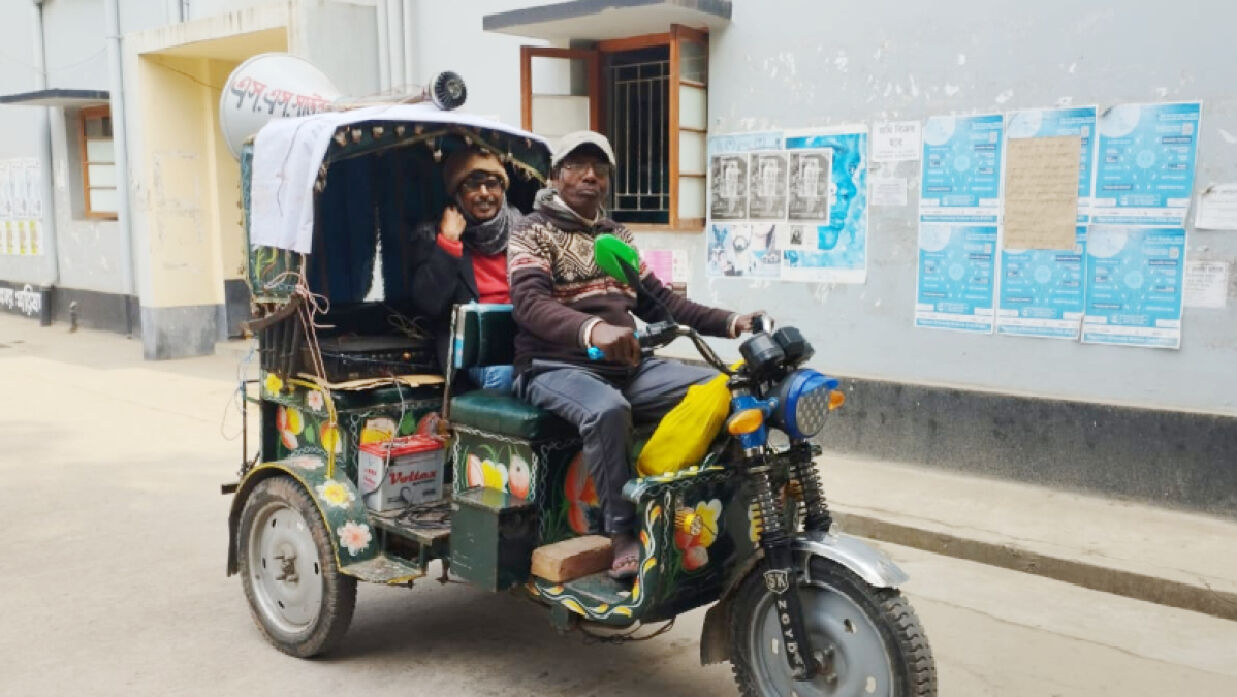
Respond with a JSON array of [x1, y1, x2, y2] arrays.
[[238, 476, 356, 657], [730, 558, 936, 697]]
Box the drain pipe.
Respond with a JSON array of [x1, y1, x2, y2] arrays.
[[403, 0, 417, 91], [32, 0, 58, 326], [103, 0, 136, 336]]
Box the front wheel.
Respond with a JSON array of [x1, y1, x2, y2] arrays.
[[730, 558, 936, 697], [238, 476, 357, 657]]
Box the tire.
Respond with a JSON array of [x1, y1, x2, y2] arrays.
[[730, 557, 936, 697], [238, 476, 357, 658]]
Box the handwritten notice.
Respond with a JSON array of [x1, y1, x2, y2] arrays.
[[1003, 135, 1082, 250], [872, 121, 922, 162], [1196, 184, 1237, 230], [1183, 260, 1229, 309]]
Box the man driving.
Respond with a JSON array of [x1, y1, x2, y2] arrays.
[[508, 131, 759, 579]]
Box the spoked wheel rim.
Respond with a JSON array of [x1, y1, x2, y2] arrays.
[[747, 579, 894, 697], [247, 500, 325, 636]]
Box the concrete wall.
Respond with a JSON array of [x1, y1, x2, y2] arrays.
[[412, 0, 546, 126], [0, 3, 51, 287], [682, 0, 1237, 417]]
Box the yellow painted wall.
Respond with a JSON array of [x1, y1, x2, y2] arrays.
[[132, 30, 285, 309]]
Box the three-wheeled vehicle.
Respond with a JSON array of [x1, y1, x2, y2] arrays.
[[220, 60, 936, 697]]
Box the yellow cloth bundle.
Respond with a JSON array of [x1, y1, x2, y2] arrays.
[[636, 369, 733, 476]]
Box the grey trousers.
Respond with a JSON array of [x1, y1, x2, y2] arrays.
[[517, 358, 717, 534]]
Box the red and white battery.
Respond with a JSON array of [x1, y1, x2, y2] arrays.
[[357, 435, 446, 511]]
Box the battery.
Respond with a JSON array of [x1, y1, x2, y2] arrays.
[[357, 435, 446, 511]]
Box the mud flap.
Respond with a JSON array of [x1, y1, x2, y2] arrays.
[[700, 600, 733, 665]]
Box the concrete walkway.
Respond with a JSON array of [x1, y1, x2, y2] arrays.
[[821, 452, 1237, 621]]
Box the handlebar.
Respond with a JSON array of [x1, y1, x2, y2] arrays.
[[586, 320, 740, 376]]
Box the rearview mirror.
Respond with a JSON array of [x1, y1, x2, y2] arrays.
[[594, 233, 642, 288]]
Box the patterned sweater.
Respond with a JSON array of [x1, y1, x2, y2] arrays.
[[508, 191, 736, 376]]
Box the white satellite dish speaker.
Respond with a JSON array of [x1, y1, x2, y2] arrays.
[[219, 52, 468, 159]]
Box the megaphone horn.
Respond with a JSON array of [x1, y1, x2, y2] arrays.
[[218, 53, 468, 160]]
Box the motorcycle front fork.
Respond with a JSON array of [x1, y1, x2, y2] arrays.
[[751, 442, 832, 681]]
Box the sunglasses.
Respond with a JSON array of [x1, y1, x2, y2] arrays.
[[459, 174, 507, 193]]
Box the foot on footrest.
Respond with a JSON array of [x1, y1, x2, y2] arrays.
[[532, 535, 612, 583]]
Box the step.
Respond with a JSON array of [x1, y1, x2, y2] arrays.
[[532, 535, 612, 583]]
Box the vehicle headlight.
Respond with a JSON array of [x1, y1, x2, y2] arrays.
[[774, 369, 838, 440]]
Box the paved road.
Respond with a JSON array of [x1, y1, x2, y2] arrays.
[[2, 317, 1234, 696]]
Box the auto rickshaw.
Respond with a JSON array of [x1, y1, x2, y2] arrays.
[[220, 59, 936, 697]]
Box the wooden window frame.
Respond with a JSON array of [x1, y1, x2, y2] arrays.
[[518, 46, 603, 133], [79, 104, 118, 220], [520, 24, 708, 231]]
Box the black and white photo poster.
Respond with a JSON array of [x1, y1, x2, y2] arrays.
[[747, 152, 789, 220], [788, 150, 832, 220], [709, 154, 750, 220]]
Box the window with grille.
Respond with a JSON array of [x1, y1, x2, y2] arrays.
[[606, 46, 670, 225], [519, 25, 708, 229]]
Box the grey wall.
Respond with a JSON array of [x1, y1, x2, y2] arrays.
[[303, 1, 381, 100], [0, 2, 55, 287], [685, 0, 1237, 416], [42, 0, 127, 295], [414, 0, 547, 127]]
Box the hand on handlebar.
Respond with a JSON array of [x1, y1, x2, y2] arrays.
[[734, 311, 769, 335], [589, 322, 641, 366]]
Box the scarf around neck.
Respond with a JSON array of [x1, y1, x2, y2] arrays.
[[457, 200, 517, 256], [533, 188, 615, 233]]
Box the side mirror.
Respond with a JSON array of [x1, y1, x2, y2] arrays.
[[595, 233, 642, 288]]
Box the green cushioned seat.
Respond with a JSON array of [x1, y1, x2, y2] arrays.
[[450, 388, 577, 441]]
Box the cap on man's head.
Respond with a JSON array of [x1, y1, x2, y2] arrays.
[[443, 148, 509, 194], [551, 130, 617, 169]]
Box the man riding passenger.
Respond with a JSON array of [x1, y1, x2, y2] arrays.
[[508, 131, 760, 579], [411, 146, 521, 391]]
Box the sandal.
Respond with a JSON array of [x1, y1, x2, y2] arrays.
[[608, 534, 640, 580]]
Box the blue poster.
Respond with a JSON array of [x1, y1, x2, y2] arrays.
[[1006, 106, 1097, 223], [1092, 102, 1201, 225], [920, 114, 1004, 222], [915, 223, 997, 332], [781, 128, 868, 283], [1082, 226, 1184, 348], [708, 131, 784, 155], [996, 227, 1087, 339]]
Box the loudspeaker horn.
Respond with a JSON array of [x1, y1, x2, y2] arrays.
[[218, 53, 468, 159]]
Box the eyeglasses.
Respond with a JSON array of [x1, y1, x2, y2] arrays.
[[459, 174, 507, 193], [560, 161, 613, 177]]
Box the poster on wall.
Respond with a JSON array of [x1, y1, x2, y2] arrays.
[[872, 121, 922, 163], [1082, 226, 1185, 348], [1092, 102, 1201, 225], [748, 152, 789, 220], [919, 114, 1004, 222], [708, 154, 750, 220], [706, 222, 781, 278], [996, 226, 1087, 339], [788, 150, 832, 220], [705, 131, 786, 278], [996, 106, 1096, 339], [914, 222, 997, 332], [781, 127, 868, 283], [0, 158, 42, 256]]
